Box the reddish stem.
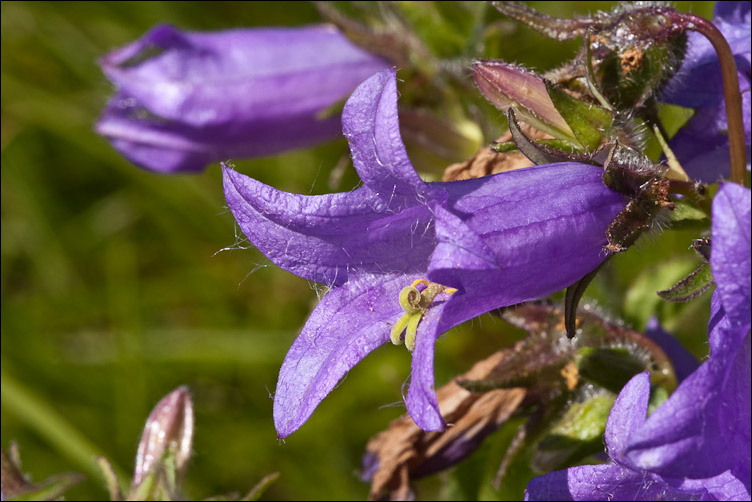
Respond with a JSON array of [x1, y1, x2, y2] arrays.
[[676, 13, 747, 187]]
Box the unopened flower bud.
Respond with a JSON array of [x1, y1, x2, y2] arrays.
[[133, 386, 194, 487], [473, 60, 576, 143]]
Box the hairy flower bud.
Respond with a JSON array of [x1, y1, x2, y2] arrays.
[[474, 60, 613, 151], [133, 386, 194, 487], [473, 61, 576, 143]]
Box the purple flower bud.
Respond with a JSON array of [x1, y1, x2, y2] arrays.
[[473, 61, 576, 143], [96, 24, 389, 173], [133, 386, 194, 487]]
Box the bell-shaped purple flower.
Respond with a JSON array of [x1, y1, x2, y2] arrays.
[[224, 69, 626, 438], [662, 1, 751, 182], [526, 183, 751, 501], [96, 24, 389, 173]]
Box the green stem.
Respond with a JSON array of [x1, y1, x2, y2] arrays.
[[677, 13, 747, 187]]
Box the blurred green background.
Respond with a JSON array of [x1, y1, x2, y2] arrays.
[[1, 1, 715, 500]]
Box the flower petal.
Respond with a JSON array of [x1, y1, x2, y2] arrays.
[[97, 93, 342, 173], [719, 331, 751, 487], [223, 165, 434, 286], [102, 24, 388, 128], [667, 100, 751, 183], [429, 163, 625, 315], [625, 295, 749, 480], [404, 296, 452, 432], [342, 70, 435, 203], [525, 464, 703, 501], [676, 470, 750, 501], [605, 371, 650, 466], [98, 24, 389, 172], [273, 273, 419, 439], [715, 1, 752, 26], [661, 2, 751, 110], [711, 183, 751, 331]]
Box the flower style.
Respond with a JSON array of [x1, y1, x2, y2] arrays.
[[661, 1, 751, 182], [526, 183, 751, 501], [224, 69, 627, 438], [96, 24, 389, 173]]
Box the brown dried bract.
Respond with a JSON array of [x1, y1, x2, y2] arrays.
[[560, 362, 580, 391], [442, 125, 551, 181], [441, 123, 552, 181], [364, 351, 526, 500]]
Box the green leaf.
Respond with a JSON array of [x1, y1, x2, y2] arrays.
[[657, 262, 714, 302]]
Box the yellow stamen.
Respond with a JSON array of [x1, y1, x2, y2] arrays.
[[392, 279, 459, 353], [390, 312, 412, 346], [404, 313, 422, 352]]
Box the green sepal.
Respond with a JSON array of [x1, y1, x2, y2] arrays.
[[564, 260, 608, 338], [531, 394, 614, 471], [491, 139, 582, 154], [546, 82, 613, 151], [657, 262, 714, 302], [575, 347, 646, 394]]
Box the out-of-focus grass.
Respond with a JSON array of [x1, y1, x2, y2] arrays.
[[1, 1, 715, 500]]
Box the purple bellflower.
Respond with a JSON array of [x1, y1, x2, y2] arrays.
[[662, 1, 751, 182], [224, 69, 627, 438], [526, 183, 751, 501], [96, 24, 389, 173]]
